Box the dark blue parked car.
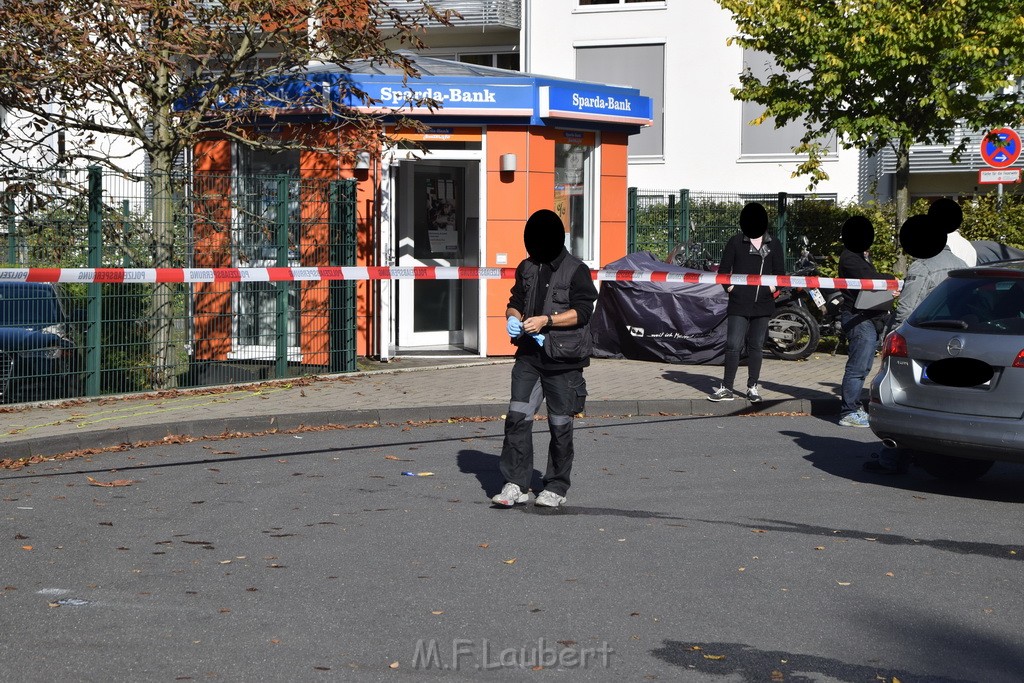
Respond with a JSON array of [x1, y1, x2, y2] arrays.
[[0, 281, 82, 403]]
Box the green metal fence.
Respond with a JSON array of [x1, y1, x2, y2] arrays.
[[627, 188, 837, 270], [1, 168, 358, 405]]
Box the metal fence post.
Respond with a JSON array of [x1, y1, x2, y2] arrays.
[[274, 175, 290, 379], [85, 167, 102, 397], [667, 192, 676, 252], [680, 189, 690, 245], [329, 180, 357, 373], [5, 198, 15, 265], [626, 187, 637, 254], [777, 192, 790, 270]]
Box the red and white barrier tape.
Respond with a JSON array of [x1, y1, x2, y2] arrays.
[[0, 267, 902, 290]]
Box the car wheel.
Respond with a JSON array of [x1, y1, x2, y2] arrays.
[[916, 453, 995, 481]]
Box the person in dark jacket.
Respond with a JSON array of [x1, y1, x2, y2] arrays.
[[707, 202, 786, 402], [491, 209, 598, 508], [836, 216, 895, 428]]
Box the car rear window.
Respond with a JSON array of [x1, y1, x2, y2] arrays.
[[909, 277, 1024, 334]]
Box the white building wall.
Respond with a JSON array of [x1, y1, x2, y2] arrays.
[[523, 0, 862, 201]]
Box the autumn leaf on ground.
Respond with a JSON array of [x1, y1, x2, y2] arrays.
[[388, 662, 399, 669], [503, 558, 517, 565], [87, 477, 136, 487]]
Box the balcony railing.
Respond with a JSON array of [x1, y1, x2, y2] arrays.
[[381, 0, 521, 31]]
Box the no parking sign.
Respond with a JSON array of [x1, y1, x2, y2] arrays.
[[980, 127, 1021, 169]]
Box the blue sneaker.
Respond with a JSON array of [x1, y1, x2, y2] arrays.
[[839, 410, 870, 428]]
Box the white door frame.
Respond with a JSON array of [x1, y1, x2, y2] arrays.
[[380, 148, 486, 356]]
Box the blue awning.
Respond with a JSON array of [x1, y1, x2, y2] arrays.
[[183, 54, 653, 133]]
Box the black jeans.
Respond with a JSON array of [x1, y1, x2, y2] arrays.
[[498, 358, 587, 496], [722, 314, 770, 391]]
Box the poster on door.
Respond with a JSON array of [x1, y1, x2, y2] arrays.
[[424, 177, 460, 258]]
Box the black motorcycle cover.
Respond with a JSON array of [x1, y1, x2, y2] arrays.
[[591, 252, 728, 364]]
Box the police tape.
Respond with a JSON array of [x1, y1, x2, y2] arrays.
[[0, 266, 903, 290]]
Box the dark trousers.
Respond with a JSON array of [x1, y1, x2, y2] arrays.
[[723, 314, 770, 390], [498, 358, 586, 496]]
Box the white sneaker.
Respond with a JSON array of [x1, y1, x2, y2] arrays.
[[535, 490, 567, 507], [491, 482, 528, 507]]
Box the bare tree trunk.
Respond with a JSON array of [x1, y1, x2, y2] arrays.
[[150, 154, 178, 389]]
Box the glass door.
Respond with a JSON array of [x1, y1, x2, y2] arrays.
[[397, 163, 466, 347], [231, 148, 302, 360]]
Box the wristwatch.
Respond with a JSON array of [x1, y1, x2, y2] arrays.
[[546, 314, 553, 328]]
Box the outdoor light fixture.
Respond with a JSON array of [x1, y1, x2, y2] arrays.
[[500, 153, 517, 173], [354, 150, 371, 170]]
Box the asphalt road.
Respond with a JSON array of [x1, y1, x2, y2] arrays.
[[2, 414, 1023, 682]]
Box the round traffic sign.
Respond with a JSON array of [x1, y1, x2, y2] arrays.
[[980, 127, 1021, 169]]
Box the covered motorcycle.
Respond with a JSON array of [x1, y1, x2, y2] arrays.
[[591, 252, 728, 364]]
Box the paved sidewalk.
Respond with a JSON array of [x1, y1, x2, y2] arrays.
[[0, 352, 868, 460]]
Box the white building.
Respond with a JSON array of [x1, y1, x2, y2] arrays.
[[413, 0, 1016, 203]]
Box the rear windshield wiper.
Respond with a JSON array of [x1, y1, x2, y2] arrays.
[[916, 319, 969, 329]]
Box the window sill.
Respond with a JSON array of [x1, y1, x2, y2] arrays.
[[736, 154, 838, 164], [574, 3, 667, 15]]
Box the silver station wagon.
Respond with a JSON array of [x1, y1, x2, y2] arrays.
[[869, 261, 1024, 480]]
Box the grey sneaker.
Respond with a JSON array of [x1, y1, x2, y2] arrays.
[[839, 410, 870, 427], [491, 482, 528, 507], [535, 490, 566, 507], [707, 386, 735, 402], [746, 384, 762, 403]]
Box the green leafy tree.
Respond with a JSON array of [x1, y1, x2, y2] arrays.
[[716, 0, 1024, 232], [0, 0, 452, 387]]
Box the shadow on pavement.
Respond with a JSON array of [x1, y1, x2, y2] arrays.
[[651, 640, 979, 683], [781, 428, 1024, 504], [691, 516, 1023, 562], [660, 367, 837, 401]]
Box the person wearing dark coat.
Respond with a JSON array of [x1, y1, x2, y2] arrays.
[[491, 209, 598, 508], [836, 216, 895, 428], [707, 202, 786, 403]]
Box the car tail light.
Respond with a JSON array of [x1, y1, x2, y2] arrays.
[[881, 332, 907, 360], [1013, 349, 1024, 368]]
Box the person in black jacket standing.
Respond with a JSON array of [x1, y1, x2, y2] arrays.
[[836, 216, 894, 428], [708, 202, 786, 403], [491, 209, 598, 508]]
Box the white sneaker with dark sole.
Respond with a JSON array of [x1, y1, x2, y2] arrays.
[[535, 490, 566, 507], [491, 482, 529, 506]]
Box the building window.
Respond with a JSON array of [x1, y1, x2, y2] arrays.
[[575, 43, 664, 158], [579, 1, 661, 5], [740, 49, 837, 159], [554, 132, 595, 262], [459, 52, 520, 71]]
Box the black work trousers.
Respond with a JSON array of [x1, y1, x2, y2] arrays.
[[498, 358, 587, 496]]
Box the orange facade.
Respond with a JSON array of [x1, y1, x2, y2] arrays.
[[192, 124, 631, 361]]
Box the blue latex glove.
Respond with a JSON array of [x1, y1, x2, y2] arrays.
[[506, 316, 523, 337], [531, 333, 545, 347]]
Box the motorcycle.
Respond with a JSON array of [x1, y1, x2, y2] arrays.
[[766, 237, 844, 361], [667, 241, 719, 272]]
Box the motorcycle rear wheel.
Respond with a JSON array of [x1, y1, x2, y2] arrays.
[[766, 306, 820, 361]]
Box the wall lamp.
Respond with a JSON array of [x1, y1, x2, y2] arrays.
[[354, 150, 371, 171], [499, 153, 517, 173]]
